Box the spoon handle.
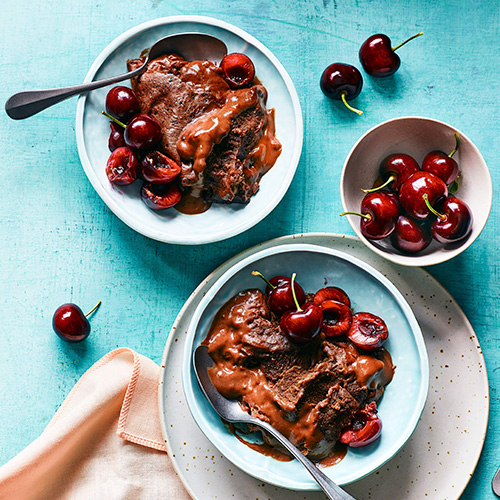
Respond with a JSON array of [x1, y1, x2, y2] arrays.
[[5, 67, 143, 120], [258, 421, 357, 500]]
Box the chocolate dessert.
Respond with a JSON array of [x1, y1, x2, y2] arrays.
[[202, 289, 394, 461], [127, 54, 282, 213]]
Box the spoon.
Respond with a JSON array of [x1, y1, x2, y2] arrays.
[[193, 345, 357, 500], [5, 33, 228, 120], [493, 464, 500, 496]]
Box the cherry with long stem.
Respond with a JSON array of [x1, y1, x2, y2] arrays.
[[391, 32, 424, 51]]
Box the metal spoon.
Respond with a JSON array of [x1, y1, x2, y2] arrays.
[[193, 345, 357, 500], [493, 464, 500, 496], [5, 33, 227, 120]]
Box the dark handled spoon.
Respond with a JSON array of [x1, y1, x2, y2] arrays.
[[5, 33, 227, 120], [193, 345, 357, 500]]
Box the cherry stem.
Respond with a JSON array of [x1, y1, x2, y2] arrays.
[[340, 92, 363, 116], [361, 175, 395, 193], [339, 211, 372, 220], [423, 194, 445, 221], [290, 273, 302, 313], [101, 110, 126, 129], [85, 300, 102, 318], [392, 32, 424, 52], [449, 133, 460, 158], [251, 270, 276, 290]]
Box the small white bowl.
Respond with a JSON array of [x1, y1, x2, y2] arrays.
[[340, 117, 492, 266]]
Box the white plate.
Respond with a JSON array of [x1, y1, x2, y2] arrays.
[[159, 233, 489, 500], [75, 16, 303, 244]]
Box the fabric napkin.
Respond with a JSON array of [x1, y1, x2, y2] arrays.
[[0, 348, 191, 500]]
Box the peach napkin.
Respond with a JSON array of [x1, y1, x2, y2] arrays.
[[0, 348, 191, 500]]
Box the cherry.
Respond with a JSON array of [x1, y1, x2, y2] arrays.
[[141, 151, 181, 184], [399, 171, 448, 220], [359, 32, 423, 77], [141, 182, 182, 210], [391, 215, 431, 254], [319, 300, 352, 337], [280, 274, 323, 344], [347, 312, 388, 351], [362, 153, 419, 193], [106, 147, 138, 185], [340, 191, 400, 240], [320, 63, 364, 115], [52, 301, 101, 343], [339, 402, 382, 447], [426, 196, 473, 244], [422, 134, 460, 185], [252, 271, 306, 316], [105, 86, 140, 121], [313, 286, 351, 308], [108, 122, 125, 152], [220, 53, 255, 89]]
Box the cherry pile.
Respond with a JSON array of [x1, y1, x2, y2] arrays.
[[341, 135, 473, 254]]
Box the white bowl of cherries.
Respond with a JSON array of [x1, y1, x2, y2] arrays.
[[340, 116, 492, 267]]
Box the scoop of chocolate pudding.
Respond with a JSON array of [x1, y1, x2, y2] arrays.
[[202, 289, 395, 461], [127, 54, 282, 212]]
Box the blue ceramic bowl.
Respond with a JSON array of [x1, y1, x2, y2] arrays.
[[182, 243, 429, 489]]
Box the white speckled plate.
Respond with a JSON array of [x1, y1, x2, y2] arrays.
[[75, 16, 303, 245], [158, 234, 489, 499]]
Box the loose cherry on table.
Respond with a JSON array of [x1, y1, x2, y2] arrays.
[[340, 191, 400, 240], [52, 301, 101, 343], [422, 133, 460, 185], [340, 402, 382, 447], [426, 196, 473, 244], [347, 312, 388, 351], [280, 273, 323, 344], [319, 299, 352, 337], [320, 63, 364, 115], [313, 286, 351, 308], [391, 215, 431, 254], [141, 151, 181, 184], [359, 32, 423, 77], [106, 147, 138, 185], [399, 171, 448, 220], [220, 53, 255, 89], [141, 182, 182, 210], [105, 86, 140, 121], [362, 153, 419, 193], [252, 271, 306, 316]]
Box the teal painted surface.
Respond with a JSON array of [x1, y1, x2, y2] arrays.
[[0, 0, 498, 498]]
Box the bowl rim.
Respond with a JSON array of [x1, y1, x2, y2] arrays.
[[340, 115, 492, 267], [75, 15, 303, 245], [181, 242, 430, 489]]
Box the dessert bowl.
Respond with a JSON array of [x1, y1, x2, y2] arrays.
[[75, 16, 303, 244], [182, 243, 429, 489], [340, 116, 492, 266]]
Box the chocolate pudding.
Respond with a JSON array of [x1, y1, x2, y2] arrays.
[[202, 289, 395, 462], [127, 54, 282, 213]]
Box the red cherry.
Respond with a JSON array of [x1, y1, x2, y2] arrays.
[[341, 191, 400, 240], [141, 182, 182, 210], [362, 153, 419, 193], [340, 402, 382, 447], [52, 301, 101, 343], [422, 134, 460, 185], [141, 151, 181, 184], [320, 63, 364, 115], [313, 286, 351, 307], [391, 215, 431, 254], [359, 32, 423, 77], [428, 196, 473, 244], [124, 114, 162, 150], [347, 312, 388, 351], [251, 271, 306, 316], [220, 53, 255, 89], [105, 86, 140, 121], [108, 122, 126, 152], [106, 147, 138, 185], [319, 300, 352, 337], [399, 171, 448, 220]]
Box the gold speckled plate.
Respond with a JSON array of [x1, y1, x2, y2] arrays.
[[158, 233, 489, 500]]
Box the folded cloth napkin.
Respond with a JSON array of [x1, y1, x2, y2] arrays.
[[0, 348, 191, 500]]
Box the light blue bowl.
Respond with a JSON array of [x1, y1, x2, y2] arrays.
[[182, 244, 429, 489]]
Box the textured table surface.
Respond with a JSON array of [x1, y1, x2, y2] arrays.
[[1, 1, 498, 498]]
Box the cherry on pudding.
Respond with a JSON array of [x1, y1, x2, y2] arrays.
[[347, 312, 388, 351], [340, 402, 382, 447], [105, 86, 140, 121], [220, 53, 255, 89]]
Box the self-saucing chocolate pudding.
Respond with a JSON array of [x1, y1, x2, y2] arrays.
[[127, 54, 282, 214], [202, 288, 395, 463]]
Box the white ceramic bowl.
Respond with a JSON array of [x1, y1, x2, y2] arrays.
[[182, 243, 429, 489], [340, 117, 492, 266], [75, 16, 303, 244]]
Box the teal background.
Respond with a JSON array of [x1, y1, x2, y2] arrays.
[[0, 0, 498, 498]]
